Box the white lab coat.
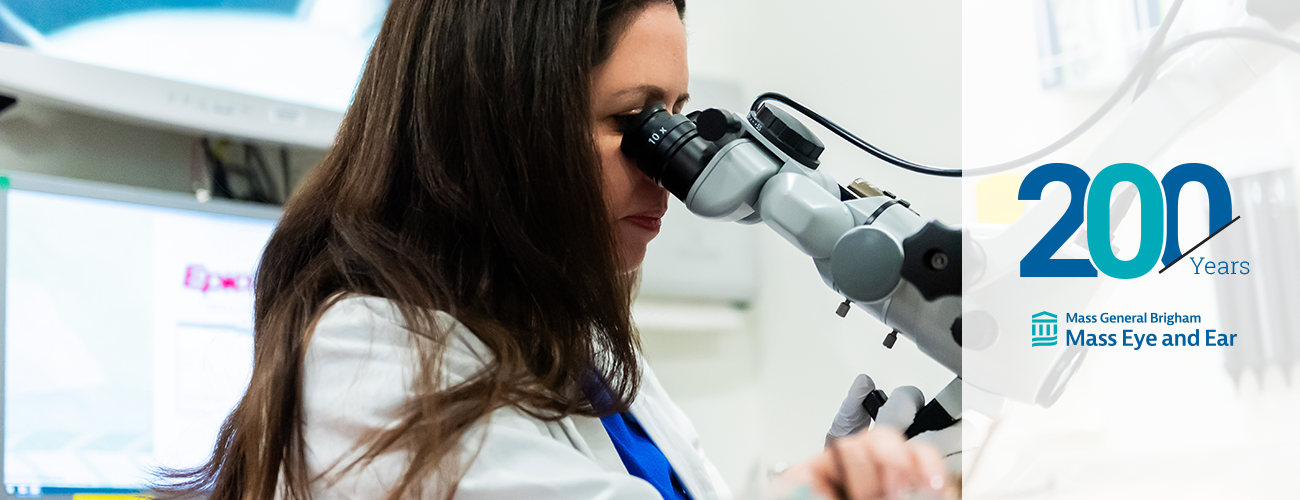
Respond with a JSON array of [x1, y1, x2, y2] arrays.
[[300, 295, 734, 500]]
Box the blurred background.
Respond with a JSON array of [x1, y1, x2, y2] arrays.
[[0, 0, 963, 496]]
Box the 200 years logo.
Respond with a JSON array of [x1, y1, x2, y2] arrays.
[[1018, 162, 1234, 279]]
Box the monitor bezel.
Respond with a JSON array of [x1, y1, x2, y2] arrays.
[[0, 42, 343, 149], [0, 172, 280, 498]]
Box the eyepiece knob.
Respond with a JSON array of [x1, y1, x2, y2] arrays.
[[695, 108, 742, 142], [750, 103, 824, 169]]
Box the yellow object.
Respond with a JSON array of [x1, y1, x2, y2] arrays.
[[73, 494, 150, 500], [976, 173, 1025, 224]]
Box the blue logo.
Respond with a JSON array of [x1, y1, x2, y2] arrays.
[[1032, 311, 1058, 346], [1018, 163, 1233, 279]]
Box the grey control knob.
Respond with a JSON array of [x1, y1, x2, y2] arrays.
[[830, 225, 903, 303]]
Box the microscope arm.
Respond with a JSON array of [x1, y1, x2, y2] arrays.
[[682, 111, 965, 377], [749, 162, 967, 436]]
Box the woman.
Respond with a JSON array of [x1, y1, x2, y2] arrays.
[[160, 1, 946, 499]]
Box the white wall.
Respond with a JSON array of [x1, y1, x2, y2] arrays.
[[638, 0, 961, 491]]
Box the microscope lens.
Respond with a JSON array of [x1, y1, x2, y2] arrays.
[[620, 103, 715, 200]]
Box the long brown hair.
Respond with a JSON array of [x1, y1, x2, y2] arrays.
[[157, 0, 685, 499]]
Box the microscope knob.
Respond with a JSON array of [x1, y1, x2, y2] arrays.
[[749, 103, 825, 169], [830, 226, 903, 303], [835, 299, 852, 317], [861, 389, 888, 420], [900, 220, 961, 301], [695, 108, 743, 141]]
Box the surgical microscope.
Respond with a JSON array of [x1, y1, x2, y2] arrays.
[[620, 98, 964, 439]]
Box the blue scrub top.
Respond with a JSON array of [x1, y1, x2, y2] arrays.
[[600, 411, 693, 500], [584, 374, 692, 500]]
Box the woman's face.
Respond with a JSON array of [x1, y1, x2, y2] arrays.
[[590, 3, 689, 271]]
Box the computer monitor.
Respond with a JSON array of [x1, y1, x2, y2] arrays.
[[0, 172, 280, 496], [0, 0, 391, 148]]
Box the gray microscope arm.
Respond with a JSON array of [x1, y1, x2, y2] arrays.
[[678, 111, 965, 436]]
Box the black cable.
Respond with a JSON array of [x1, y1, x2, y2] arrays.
[[750, 92, 962, 177], [0, 94, 15, 116], [246, 144, 279, 204], [243, 144, 266, 203], [751, 0, 1188, 178], [280, 146, 291, 203], [201, 138, 236, 200]]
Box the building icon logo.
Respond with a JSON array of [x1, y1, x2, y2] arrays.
[[1031, 311, 1058, 347]]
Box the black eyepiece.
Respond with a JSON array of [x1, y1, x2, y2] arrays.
[[619, 102, 714, 200]]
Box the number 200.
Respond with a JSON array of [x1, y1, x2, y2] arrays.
[[1018, 163, 1232, 279]]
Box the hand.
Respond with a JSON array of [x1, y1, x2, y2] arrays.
[[768, 429, 948, 500], [873, 386, 924, 433], [873, 386, 961, 475], [827, 374, 877, 443]]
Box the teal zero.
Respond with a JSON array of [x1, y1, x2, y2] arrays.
[[1018, 161, 1232, 278], [1085, 163, 1165, 279]]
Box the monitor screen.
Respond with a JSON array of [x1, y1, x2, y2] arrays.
[[1, 174, 279, 495], [0, 0, 389, 113]]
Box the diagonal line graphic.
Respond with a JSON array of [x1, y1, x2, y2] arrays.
[[1158, 215, 1242, 274]]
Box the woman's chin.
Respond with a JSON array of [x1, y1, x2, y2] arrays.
[[617, 245, 648, 272], [615, 221, 658, 271]]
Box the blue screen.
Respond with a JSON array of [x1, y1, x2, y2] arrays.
[[0, 0, 390, 112]]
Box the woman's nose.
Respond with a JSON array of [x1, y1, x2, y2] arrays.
[[636, 165, 665, 193]]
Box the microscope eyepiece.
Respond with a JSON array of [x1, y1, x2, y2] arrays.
[[619, 102, 715, 200]]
